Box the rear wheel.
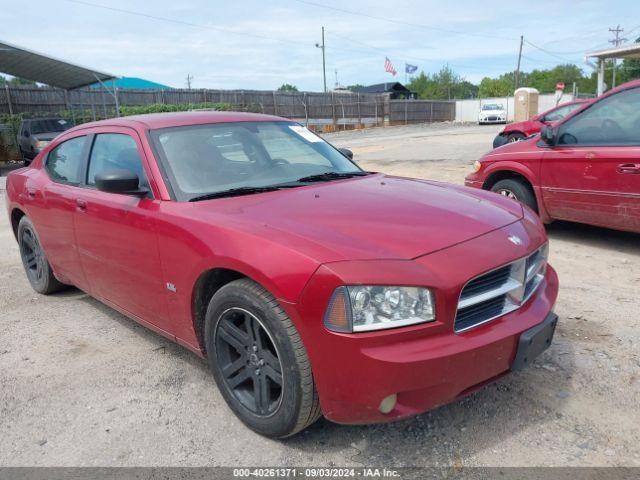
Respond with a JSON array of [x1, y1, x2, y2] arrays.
[[507, 132, 526, 143], [17, 216, 66, 294], [491, 178, 538, 213], [204, 278, 321, 438]]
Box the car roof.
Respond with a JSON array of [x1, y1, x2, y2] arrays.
[[65, 111, 290, 132]]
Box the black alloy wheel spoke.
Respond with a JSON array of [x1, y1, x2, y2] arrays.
[[22, 232, 36, 250], [263, 365, 282, 386], [24, 252, 37, 269], [227, 367, 252, 389], [222, 357, 246, 378], [253, 373, 270, 415], [261, 350, 281, 373]]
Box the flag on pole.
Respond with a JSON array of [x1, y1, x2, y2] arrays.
[[405, 64, 418, 74], [384, 57, 397, 76]]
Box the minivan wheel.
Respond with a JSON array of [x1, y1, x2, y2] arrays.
[[491, 179, 538, 213], [204, 278, 321, 438], [17, 216, 66, 294]]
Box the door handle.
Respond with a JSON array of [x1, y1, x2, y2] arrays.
[[617, 163, 640, 174], [76, 198, 87, 211]]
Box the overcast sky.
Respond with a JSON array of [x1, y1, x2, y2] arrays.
[[1, 0, 639, 90]]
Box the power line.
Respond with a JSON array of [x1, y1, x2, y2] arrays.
[[291, 0, 516, 41], [524, 40, 575, 63], [64, 0, 303, 46]]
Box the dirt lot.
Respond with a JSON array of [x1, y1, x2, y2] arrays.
[[1, 123, 639, 467]]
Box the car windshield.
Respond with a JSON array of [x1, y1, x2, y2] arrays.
[[544, 103, 585, 122], [30, 119, 71, 134], [149, 121, 363, 201], [482, 104, 503, 111]]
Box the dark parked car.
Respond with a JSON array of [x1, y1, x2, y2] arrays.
[[17, 118, 72, 165]]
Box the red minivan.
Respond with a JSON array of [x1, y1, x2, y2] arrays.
[[466, 80, 640, 234]]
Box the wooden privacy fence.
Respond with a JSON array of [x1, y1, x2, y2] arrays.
[[0, 86, 455, 129], [389, 99, 456, 124]]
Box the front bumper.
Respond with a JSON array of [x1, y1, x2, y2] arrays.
[[464, 171, 483, 188], [293, 220, 557, 424]]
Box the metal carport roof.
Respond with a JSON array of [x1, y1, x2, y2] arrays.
[[0, 39, 116, 90], [586, 43, 640, 96]]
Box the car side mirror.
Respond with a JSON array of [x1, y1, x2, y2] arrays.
[[540, 125, 556, 145], [95, 169, 148, 196], [338, 147, 353, 160]]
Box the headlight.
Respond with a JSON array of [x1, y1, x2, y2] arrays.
[[473, 160, 482, 172], [324, 286, 435, 333]]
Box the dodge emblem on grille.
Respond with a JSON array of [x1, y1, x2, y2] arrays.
[[508, 235, 523, 246]]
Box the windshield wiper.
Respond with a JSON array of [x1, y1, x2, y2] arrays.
[[189, 186, 284, 202], [296, 171, 370, 183]]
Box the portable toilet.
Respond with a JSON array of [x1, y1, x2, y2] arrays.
[[514, 87, 539, 122]]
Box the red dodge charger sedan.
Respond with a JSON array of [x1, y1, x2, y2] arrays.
[[467, 80, 640, 234], [5, 111, 558, 437]]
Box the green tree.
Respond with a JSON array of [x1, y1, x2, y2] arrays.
[[478, 77, 512, 97], [277, 83, 298, 92], [618, 36, 640, 84], [407, 66, 476, 99]]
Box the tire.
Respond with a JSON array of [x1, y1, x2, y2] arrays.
[[491, 178, 538, 213], [17, 216, 67, 294], [204, 278, 321, 438], [507, 132, 526, 143]]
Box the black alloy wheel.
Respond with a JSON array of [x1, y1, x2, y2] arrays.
[[20, 225, 45, 286], [204, 278, 321, 437], [215, 307, 284, 417], [17, 216, 66, 294]]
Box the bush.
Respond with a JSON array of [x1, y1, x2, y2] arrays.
[[119, 102, 262, 116]]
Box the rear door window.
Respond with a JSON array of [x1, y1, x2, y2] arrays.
[[45, 136, 87, 185]]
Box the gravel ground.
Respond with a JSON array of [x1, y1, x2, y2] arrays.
[[1, 123, 639, 467]]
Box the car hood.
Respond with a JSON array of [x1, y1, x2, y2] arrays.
[[189, 174, 523, 262], [488, 134, 539, 155]]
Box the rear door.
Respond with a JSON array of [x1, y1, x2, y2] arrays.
[[540, 87, 640, 231], [26, 133, 90, 287], [73, 127, 172, 334]]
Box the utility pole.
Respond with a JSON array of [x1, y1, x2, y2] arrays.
[[608, 25, 627, 88], [515, 35, 524, 90], [185, 74, 194, 90], [315, 27, 327, 93]]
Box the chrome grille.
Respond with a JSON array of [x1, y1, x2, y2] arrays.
[[455, 244, 548, 333]]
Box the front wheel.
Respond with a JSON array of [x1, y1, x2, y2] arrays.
[[491, 179, 538, 213], [204, 279, 321, 438], [507, 132, 526, 143]]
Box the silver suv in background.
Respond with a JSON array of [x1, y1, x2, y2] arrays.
[[17, 118, 73, 165]]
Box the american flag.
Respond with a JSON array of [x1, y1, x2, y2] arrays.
[[384, 57, 397, 76]]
